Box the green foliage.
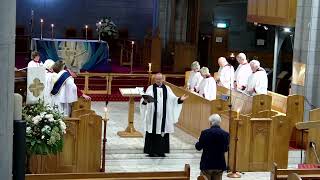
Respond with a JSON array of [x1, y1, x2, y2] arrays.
[[23, 100, 66, 155]]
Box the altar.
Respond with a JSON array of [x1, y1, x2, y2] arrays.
[[31, 38, 111, 72]]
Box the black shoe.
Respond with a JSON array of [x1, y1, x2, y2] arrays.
[[147, 153, 156, 157], [158, 153, 166, 157]]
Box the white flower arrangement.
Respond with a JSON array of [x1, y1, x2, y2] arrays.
[[96, 17, 119, 39], [23, 100, 66, 155]]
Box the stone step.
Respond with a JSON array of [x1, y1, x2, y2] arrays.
[[106, 152, 202, 160], [106, 148, 199, 154]]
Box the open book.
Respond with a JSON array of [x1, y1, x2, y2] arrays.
[[142, 94, 155, 103]]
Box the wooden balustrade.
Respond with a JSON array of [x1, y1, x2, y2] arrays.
[[77, 72, 185, 95]]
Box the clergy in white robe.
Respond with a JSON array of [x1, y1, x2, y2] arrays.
[[51, 61, 78, 116], [43, 59, 57, 107], [245, 60, 268, 96], [27, 51, 43, 68], [234, 53, 252, 90], [198, 67, 217, 101], [217, 57, 234, 89], [140, 73, 188, 157], [187, 61, 203, 91]]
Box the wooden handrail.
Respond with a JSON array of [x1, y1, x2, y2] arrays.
[[296, 121, 320, 130], [77, 73, 185, 95]]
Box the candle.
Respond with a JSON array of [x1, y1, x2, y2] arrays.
[[148, 63, 152, 72], [40, 18, 44, 39], [85, 25, 88, 40], [51, 24, 54, 39], [237, 109, 240, 119]]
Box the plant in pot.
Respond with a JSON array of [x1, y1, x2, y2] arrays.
[[22, 100, 66, 173]]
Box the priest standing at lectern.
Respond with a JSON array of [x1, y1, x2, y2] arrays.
[[216, 57, 235, 89], [197, 67, 217, 101], [234, 53, 252, 91], [245, 60, 268, 95], [140, 73, 188, 157], [187, 61, 203, 91]]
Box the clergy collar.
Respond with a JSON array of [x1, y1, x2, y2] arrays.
[[33, 60, 40, 63], [253, 68, 264, 73], [205, 75, 211, 79], [154, 83, 163, 87]]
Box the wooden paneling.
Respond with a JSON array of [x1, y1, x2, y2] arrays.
[[247, 0, 297, 27], [30, 102, 102, 173], [143, 35, 161, 72], [174, 43, 196, 73]]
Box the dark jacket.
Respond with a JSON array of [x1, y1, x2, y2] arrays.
[[195, 125, 230, 171]]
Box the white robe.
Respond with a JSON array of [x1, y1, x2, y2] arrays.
[[245, 68, 268, 96], [188, 71, 203, 91], [52, 70, 78, 116], [27, 61, 43, 68], [140, 85, 183, 134], [43, 71, 57, 107], [234, 63, 252, 90], [218, 65, 235, 89], [198, 77, 217, 101]]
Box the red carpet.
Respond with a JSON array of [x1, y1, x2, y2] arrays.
[[298, 164, 320, 169]]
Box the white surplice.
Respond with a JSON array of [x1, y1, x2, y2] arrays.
[[198, 77, 217, 101], [218, 65, 235, 89], [188, 71, 203, 91], [27, 60, 43, 68], [245, 68, 268, 96], [234, 63, 252, 90], [43, 71, 57, 107], [52, 70, 78, 116], [140, 84, 183, 134]]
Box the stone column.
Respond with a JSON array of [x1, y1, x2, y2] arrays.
[[0, 0, 16, 178], [291, 0, 320, 119]]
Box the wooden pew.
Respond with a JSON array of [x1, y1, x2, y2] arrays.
[[26, 164, 191, 180], [166, 82, 290, 171], [30, 100, 103, 173], [296, 108, 320, 165], [271, 163, 320, 180]]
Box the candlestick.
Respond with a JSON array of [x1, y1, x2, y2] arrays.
[[85, 25, 88, 40], [104, 107, 108, 120], [237, 109, 240, 119], [98, 21, 102, 41], [40, 19, 44, 40], [148, 63, 152, 72], [130, 41, 134, 73], [51, 24, 54, 39]]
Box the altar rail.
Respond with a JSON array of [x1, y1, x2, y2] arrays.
[[77, 72, 185, 95]]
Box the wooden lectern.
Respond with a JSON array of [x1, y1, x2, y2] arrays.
[[117, 88, 143, 138]]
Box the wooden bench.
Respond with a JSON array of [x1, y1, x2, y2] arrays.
[[26, 164, 194, 180], [271, 163, 320, 180]]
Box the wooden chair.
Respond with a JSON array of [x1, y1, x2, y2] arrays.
[[26, 164, 191, 180]]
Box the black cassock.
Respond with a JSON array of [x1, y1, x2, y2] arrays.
[[143, 84, 183, 156]]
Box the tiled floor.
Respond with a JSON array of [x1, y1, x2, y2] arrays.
[[92, 102, 304, 180]]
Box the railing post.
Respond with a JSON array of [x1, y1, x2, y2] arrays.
[[84, 74, 89, 94], [108, 75, 113, 95]]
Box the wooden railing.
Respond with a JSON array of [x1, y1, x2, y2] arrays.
[[77, 72, 185, 95], [26, 164, 192, 180]]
